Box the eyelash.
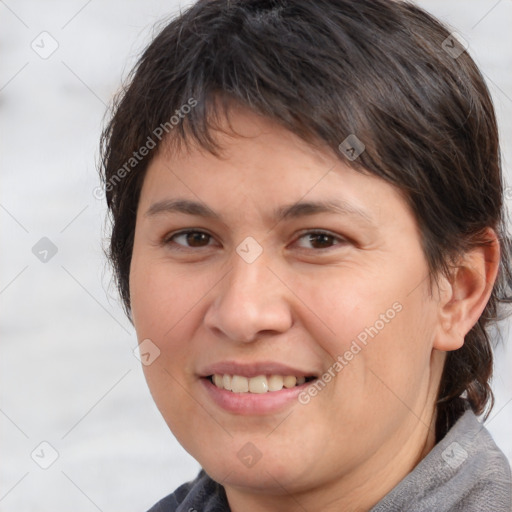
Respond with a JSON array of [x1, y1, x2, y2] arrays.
[[163, 229, 348, 252]]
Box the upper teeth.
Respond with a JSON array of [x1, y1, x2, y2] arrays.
[[212, 374, 307, 393]]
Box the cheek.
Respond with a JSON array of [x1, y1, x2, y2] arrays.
[[291, 266, 407, 352], [129, 257, 196, 404], [297, 266, 437, 410], [130, 258, 210, 441], [130, 256, 203, 339]]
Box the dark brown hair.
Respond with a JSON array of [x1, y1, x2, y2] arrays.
[[99, 0, 512, 439]]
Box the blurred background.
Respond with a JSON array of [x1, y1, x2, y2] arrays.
[[1, 1, 511, 510]]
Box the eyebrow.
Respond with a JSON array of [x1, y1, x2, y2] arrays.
[[145, 198, 374, 225]]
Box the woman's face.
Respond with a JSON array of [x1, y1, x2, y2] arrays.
[[130, 106, 447, 506]]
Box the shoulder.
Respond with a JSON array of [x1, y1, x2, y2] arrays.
[[450, 411, 512, 511], [371, 409, 512, 512], [146, 469, 230, 512]]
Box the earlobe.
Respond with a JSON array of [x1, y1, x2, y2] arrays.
[[433, 228, 500, 352]]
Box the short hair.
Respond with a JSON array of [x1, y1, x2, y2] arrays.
[[99, 0, 512, 439]]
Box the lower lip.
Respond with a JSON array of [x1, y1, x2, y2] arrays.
[[201, 377, 312, 415]]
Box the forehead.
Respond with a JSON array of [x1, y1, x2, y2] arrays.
[[139, 106, 413, 231]]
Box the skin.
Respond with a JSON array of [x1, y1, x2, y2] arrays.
[[129, 105, 499, 512]]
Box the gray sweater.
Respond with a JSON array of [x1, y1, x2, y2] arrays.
[[147, 409, 512, 511]]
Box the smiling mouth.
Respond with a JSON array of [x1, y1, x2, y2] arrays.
[[208, 374, 317, 393]]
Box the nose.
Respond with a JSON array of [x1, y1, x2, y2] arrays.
[[203, 250, 294, 344]]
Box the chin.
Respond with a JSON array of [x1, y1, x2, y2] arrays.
[[210, 465, 297, 493], [198, 448, 312, 494]]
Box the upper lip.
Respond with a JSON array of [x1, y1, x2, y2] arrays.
[[198, 361, 319, 379]]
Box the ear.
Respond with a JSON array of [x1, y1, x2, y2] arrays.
[[433, 228, 500, 351]]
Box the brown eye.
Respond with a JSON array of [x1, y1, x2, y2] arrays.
[[168, 230, 213, 248], [295, 231, 346, 250]]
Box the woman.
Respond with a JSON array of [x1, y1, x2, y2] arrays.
[[99, 0, 512, 510]]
